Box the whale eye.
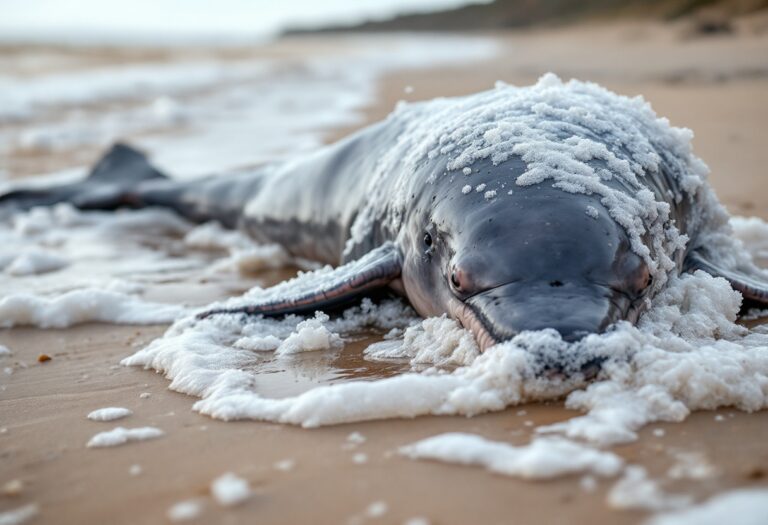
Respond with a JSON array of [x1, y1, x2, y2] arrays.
[[423, 233, 433, 248], [644, 274, 653, 289], [632, 266, 653, 297]]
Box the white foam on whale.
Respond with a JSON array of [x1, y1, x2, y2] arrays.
[[347, 73, 758, 298]]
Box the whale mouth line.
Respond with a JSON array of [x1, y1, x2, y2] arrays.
[[448, 284, 639, 352], [449, 298, 504, 352]]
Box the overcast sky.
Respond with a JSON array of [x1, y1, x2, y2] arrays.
[[0, 0, 489, 43]]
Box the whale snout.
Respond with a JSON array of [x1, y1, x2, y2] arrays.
[[459, 281, 629, 350]]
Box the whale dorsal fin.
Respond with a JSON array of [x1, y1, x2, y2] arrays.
[[87, 143, 167, 183], [197, 242, 403, 319], [685, 250, 768, 309]]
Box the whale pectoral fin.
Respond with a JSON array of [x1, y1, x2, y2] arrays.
[[197, 242, 403, 320], [685, 250, 768, 308]]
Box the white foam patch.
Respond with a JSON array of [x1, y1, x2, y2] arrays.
[[167, 499, 203, 522], [184, 221, 297, 275], [183, 221, 255, 252], [534, 270, 767, 447], [210, 473, 250, 507], [122, 297, 420, 425], [1, 249, 68, 276], [86, 426, 164, 448], [366, 501, 388, 518], [347, 432, 366, 445], [364, 316, 479, 368], [274, 312, 343, 356], [608, 465, 691, 511], [0, 204, 197, 297], [666, 451, 717, 480], [0, 288, 186, 328], [404, 518, 430, 525], [123, 264, 768, 436], [645, 488, 768, 525], [730, 216, 768, 263], [0, 504, 38, 525], [273, 459, 295, 471], [0, 205, 294, 328], [742, 308, 768, 321], [400, 433, 623, 479], [87, 407, 133, 422]]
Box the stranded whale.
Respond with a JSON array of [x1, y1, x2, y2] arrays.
[[2, 74, 766, 351]]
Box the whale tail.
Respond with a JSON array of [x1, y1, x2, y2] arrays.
[[0, 143, 168, 215], [0, 143, 262, 228]]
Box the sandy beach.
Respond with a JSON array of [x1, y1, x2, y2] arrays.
[[1, 19, 768, 525]]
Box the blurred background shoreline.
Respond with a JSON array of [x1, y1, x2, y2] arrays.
[[2, 0, 766, 46], [0, 0, 492, 46]]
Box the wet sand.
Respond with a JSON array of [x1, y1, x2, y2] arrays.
[[2, 21, 768, 525]]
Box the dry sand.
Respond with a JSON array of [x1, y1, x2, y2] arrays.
[[1, 21, 768, 525]]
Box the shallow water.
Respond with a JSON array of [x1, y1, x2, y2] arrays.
[[0, 35, 497, 181], [238, 336, 410, 399]]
